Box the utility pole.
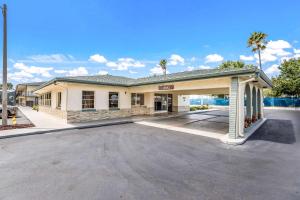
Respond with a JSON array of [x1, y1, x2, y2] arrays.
[[2, 4, 7, 125]]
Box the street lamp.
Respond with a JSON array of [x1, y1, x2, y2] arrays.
[[1, 4, 7, 125]]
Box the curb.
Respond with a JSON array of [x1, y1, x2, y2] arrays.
[[221, 118, 267, 145], [0, 120, 134, 140]]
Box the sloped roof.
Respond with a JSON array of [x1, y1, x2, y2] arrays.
[[17, 81, 46, 86], [34, 67, 272, 91]]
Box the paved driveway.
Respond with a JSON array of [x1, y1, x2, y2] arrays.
[[0, 110, 299, 200]]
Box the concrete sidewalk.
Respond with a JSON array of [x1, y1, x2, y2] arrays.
[[0, 107, 75, 138]]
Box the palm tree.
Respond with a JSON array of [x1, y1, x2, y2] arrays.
[[247, 32, 268, 70], [159, 59, 167, 76]]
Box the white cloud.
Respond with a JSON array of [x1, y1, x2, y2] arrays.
[[256, 40, 293, 64], [8, 62, 53, 82], [25, 54, 75, 63], [186, 66, 195, 71], [106, 62, 118, 67], [240, 55, 254, 61], [67, 67, 88, 76], [190, 57, 197, 62], [294, 48, 300, 54], [169, 54, 185, 66], [265, 64, 280, 76], [294, 54, 300, 59], [255, 53, 277, 63], [267, 40, 292, 49], [98, 70, 108, 75], [13, 62, 53, 78], [54, 69, 67, 74], [129, 70, 138, 74], [205, 54, 224, 63], [89, 54, 107, 63], [150, 65, 169, 75], [106, 58, 145, 71], [198, 65, 212, 69]]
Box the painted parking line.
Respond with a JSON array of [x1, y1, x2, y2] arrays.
[[135, 121, 225, 140]]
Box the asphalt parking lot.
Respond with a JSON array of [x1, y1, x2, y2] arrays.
[[0, 110, 299, 200]]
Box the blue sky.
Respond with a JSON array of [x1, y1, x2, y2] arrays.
[[2, 0, 300, 85]]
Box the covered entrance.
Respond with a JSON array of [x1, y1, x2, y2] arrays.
[[154, 93, 173, 113], [131, 68, 272, 144]]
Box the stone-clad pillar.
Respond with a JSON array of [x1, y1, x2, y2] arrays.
[[229, 77, 241, 139]]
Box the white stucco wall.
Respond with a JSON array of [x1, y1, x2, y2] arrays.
[[64, 84, 131, 111], [178, 95, 190, 107]]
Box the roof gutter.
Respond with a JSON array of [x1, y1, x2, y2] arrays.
[[33, 68, 272, 92]]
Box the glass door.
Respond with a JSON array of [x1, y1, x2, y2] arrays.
[[154, 94, 168, 111], [168, 94, 173, 112]]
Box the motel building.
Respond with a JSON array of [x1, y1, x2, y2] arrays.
[[33, 67, 272, 143]]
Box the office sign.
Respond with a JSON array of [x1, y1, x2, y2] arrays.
[[158, 85, 174, 90]]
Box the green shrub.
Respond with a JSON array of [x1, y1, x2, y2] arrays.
[[32, 105, 39, 111], [190, 105, 209, 111]]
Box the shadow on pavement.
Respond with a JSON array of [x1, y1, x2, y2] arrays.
[[248, 119, 296, 144]]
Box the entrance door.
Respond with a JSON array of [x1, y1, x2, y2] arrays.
[[168, 94, 172, 112], [154, 94, 168, 112]]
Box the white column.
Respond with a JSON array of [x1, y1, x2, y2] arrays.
[[249, 84, 253, 118], [229, 77, 244, 139], [51, 91, 56, 109], [238, 82, 245, 137], [252, 86, 257, 118], [260, 88, 264, 118]]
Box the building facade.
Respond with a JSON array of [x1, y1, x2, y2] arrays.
[[16, 82, 45, 107], [33, 67, 272, 140]]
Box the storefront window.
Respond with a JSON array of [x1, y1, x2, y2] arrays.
[[82, 91, 94, 109], [109, 92, 119, 109], [131, 93, 144, 106]]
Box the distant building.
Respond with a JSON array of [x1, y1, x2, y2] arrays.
[[16, 82, 45, 107], [0, 90, 16, 106]]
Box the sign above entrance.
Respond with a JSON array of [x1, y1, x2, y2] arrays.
[[158, 85, 174, 90]]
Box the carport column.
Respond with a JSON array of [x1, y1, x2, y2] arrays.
[[228, 77, 244, 139], [238, 82, 245, 137], [260, 88, 264, 118], [245, 84, 252, 119]]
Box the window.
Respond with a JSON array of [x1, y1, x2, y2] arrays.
[[39, 92, 51, 106], [82, 91, 94, 109], [131, 93, 144, 106], [57, 92, 62, 109], [109, 92, 119, 109]]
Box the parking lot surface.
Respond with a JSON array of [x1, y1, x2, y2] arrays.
[[0, 110, 299, 200]]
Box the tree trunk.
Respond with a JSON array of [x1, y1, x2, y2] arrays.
[[258, 49, 262, 70]]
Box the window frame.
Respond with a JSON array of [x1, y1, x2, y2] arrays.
[[57, 92, 62, 109], [109, 92, 119, 110], [39, 92, 51, 107], [82, 90, 95, 110], [131, 93, 144, 106]]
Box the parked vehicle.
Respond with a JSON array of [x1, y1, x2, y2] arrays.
[[0, 106, 17, 118]]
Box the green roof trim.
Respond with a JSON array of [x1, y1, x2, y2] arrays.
[[34, 67, 272, 92]]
